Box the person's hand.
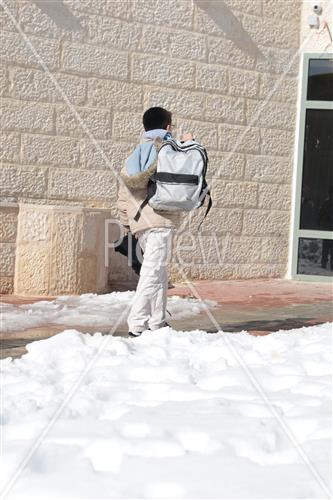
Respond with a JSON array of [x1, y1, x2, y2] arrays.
[[180, 132, 194, 142]]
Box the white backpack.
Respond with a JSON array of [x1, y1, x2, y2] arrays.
[[134, 138, 212, 225]]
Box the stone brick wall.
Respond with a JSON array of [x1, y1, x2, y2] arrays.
[[0, 0, 304, 292], [0, 202, 18, 293]]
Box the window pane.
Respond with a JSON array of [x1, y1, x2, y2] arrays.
[[300, 109, 333, 230], [297, 238, 333, 276], [307, 59, 333, 101]]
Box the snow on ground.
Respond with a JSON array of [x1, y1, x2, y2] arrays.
[[0, 292, 216, 332], [1, 320, 331, 499]]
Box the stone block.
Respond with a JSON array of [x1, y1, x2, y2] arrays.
[[112, 112, 143, 142], [194, 0, 263, 35], [0, 277, 14, 294], [206, 94, 245, 124], [207, 152, 245, 179], [0, 243, 15, 276], [187, 208, 243, 234], [51, 211, 80, 294], [0, 98, 54, 134], [0, 65, 8, 96], [243, 209, 289, 236], [145, 87, 205, 120], [241, 14, 299, 49], [174, 231, 227, 265], [81, 140, 133, 170], [18, 1, 63, 39], [219, 124, 260, 154], [19, 209, 50, 243], [261, 236, 289, 263], [258, 183, 291, 210], [132, 53, 195, 89], [256, 46, 299, 76], [170, 262, 286, 281], [169, 31, 207, 61], [103, 0, 132, 19], [237, 263, 287, 279], [194, 6, 223, 37], [223, 235, 262, 263], [260, 128, 294, 156], [14, 243, 50, 295], [196, 64, 228, 93], [77, 256, 97, 293], [141, 26, 171, 55], [66, 0, 131, 19], [56, 106, 111, 139], [0, 165, 48, 197], [0, 1, 18, 32], [62, 42, 128, 79], [49, 168, 117, 201], [131, 0, 193, 30], [0, 30, 59, 69], [20, 2, 93, 43], [14, 204, 111, 295], [224, 0, 263, 15], [22, 134, 80, 167], [211, 181, 258, 208], [259, 74, 298, 103], [0, 132, 20, 163], [80, 211, 98, 253], [174, 118, 218, 149], [0, 203, 18, 243], [246, 99, 296, 130], [85, 15, 141, 51], [87, 79, 143, 110], [244, 155, 292, 184], [262, 0, 301, 21], [11, 68, 87, 105], [208, 36, 256, 70], [229, 68, 259, 98]]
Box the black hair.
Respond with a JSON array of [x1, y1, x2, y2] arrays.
[[142, 107, 172, 131]]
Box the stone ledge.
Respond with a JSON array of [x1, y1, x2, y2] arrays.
[[14, 203, 112, 295]]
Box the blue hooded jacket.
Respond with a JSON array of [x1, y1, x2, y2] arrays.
[[125, 130, 172, 176]]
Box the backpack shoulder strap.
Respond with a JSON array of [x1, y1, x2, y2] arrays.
[[133, 197, 149, 222], [198, 190, 212, 230]]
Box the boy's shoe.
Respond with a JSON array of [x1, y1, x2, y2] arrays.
[[149, 322, 170, 331], [128, 324, 170, 337], [128, 331, 142, 338]]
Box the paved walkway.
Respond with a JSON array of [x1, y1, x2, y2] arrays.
[[1, 279, 332, 359]]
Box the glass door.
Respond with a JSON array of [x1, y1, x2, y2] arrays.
[[291, 54, 333, 281]]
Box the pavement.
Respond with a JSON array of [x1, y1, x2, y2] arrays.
[[1, 278, 332, 359]]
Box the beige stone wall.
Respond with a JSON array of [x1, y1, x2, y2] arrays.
[[0, 202, 18, 293], [0, 0, 304, 292]]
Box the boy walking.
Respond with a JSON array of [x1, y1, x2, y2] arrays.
[[117, 107, 191, 337]]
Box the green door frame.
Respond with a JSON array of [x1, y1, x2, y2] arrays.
[[291, 52, 333, 282]]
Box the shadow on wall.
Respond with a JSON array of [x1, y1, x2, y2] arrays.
[[31, 0, 82, 31], [32, 0, 263, 61], [194, 0, 263, 60]]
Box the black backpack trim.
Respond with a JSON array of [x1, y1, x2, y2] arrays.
[[155, 172, 199, 185]]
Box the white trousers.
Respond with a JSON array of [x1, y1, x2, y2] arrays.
[[127, 227, 173, 334]]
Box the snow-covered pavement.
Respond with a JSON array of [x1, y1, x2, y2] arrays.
[[1, 309, 331, 499], [0, 292, 216, 333]]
